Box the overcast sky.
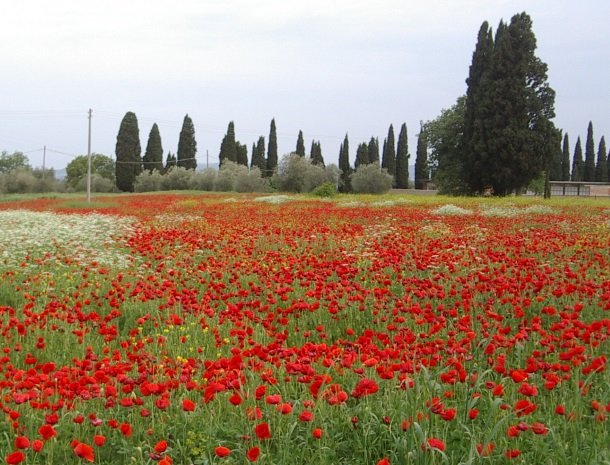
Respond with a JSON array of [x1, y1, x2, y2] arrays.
[[1, 0, 608, 170]]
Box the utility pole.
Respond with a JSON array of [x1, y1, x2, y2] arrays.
[[42, 145, 46, 192], [206, 149, 209, 168], [87, 109, 92, 203]]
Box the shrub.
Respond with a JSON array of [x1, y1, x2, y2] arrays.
[[275, 154, 339, 193], [134, 170, 164, 192], [189, 168, 217, 191], [215, 161, 248, 192], [234, 167, 270, 193], [161, 166, 195, 190], [350, 164, 393, 194], [312, 182, 337, 197]]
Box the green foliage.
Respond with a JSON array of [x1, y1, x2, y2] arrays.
[[0, 151, 30, 174], [190, 168, 217, 191], [266, 118, 278, 176], [571, 137, 583, 181], [595, 136, 608, 182], [115, 111, 142, 192], [65, 154, 115, 190], [219, 121, 237, 167], [338, 134, 352, 193], [143, 123, 164, 173], [350, 164, 393, 194], [584, 121, 596, 181], [354, 142, 370, 169], [296, 130, 306, 157], [275, 153, 337, 193], [215, 161, 248, 191], [161, 166, 195, 190], [561, 133, 571, 181], [134, 170, 164, 192], [164, 152, 177, 173], [368, 137, 380, 165], [414, 127, 429, 189], [177, 114, 197, 170], [310, 140, 325, 167], [424, 97, 469, 195], [461, 13, 558, 195], [236, 142, 248, 166], [75, 173, 116, 193], [381, 124, 396, 180], [396, 123, 409, 188], [251, 136, 266, 172], [550, 132, 564, 181], [311, 181, 337, 197]]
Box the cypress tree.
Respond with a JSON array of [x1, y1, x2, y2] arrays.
[[296, 130, 305, 156], [414, 127, 429, 189], [236, 143, 248, 167], [462, 21, 494, 193], [164, 152, 176, 173], [143, 123, 164, 173], [219, 121, 237, 167], [463, 13, 557, 195], [396, 123, 409, 188], [381, 124, 396, 179], [584, 121, 596, 181], [571, 137, 583, 181], [368, 137, 379, 165], [266, 118, 278, 176], [310, 140, 325, 167], [549, 130, 564, 181], [561, 133, 571, 181], [354, 143, 370, 169], [115, 111, 141, 192], [595, 136, 608, 182], [177, 114, 197, 170], [251, 136, 266, 172], [338, 134, 352, 193]]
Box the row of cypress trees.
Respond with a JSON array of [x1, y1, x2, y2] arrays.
[[550, 122, 609, 183], [115, 113, 196, 192]]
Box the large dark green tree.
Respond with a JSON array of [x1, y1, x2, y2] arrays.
[[395, 123, 409, 188], [414, 126, 429, 189], [310, 140, 324, 167], [296, 130, 305, 157], [561, 133, 571, 181], [368, 137, 380, 165], [66, 154, 115, 189], [266, 118, 278, 176], [571, 137, 583, 181], [251, 136, 266, 171], [115, 111, 142, 192], [0, 151, 30, 173], [219, 121, 237, 167], [143, 123, 164, 173], [584, 121, 596, 181], [549, 130, 564, 181], [381, 124, 396, 180], [236, 143, 248, 167], [595, 136, 608, 182], [177, 114, 197, 170], [354, 143, 370, 169], [338, 134, 352, 193], [164, 152, 176, 173], [462, 13, 558, 195]]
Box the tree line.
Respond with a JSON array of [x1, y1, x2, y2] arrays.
[[114, 111, 418, 193]]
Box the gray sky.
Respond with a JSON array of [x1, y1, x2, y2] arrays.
[[1, 0, 608, 170]]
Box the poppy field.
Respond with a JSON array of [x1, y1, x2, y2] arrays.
[[0, 193, 609, 465]]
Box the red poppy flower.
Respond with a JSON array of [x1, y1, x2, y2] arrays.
[[254, 422, 271, 440], [38, 424, 57, 440], [32, 440, 44, 453], [265, 394, 281, 405], [93, 435, 106, 447], [312, 428, 323, 439], [246, 446, 260, 462], [14, 437, 30, 449], [182, 399, 196, 412], [352, 378, 379, 398], [73, 442, 95, 462], [299, 410, 314, 422], [376, 457, 390, 465], [120, 423, 132, 437], [5, 451, 25, 465], [468, 408, 479, 420], [154, 440, 168, 453], [505, 449, 521, 459], [214, 446, 231, 457], [423, 438, 446, 451]]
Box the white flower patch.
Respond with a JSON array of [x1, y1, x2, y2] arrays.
[[0, 210, 137, 269], [253, 195, 293, 204], [432, 204, 474, 216]]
